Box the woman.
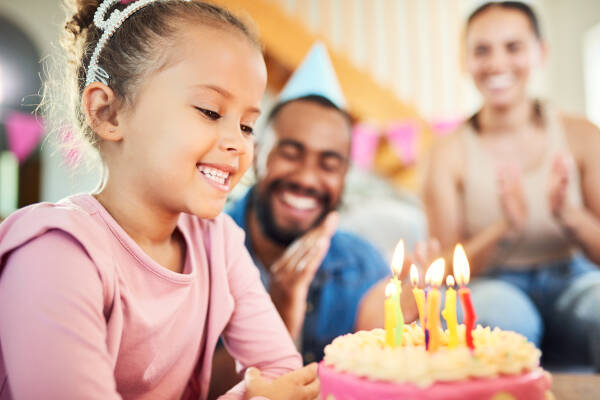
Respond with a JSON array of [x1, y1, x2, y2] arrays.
[[424, 1, 600, 369]]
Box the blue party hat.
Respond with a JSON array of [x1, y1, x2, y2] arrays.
[[278, 42, 347, 109]]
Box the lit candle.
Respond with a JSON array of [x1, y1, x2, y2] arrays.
[[410, 264, 426, 331], [442, 275, 459, 348], [390, 240, 405, 347], [384, 282, 398, 347], [454, 244, 477, 350], [425, 258, 445, 352]]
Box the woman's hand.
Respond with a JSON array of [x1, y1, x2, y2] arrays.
[[497, 164, 528, 235], [548, 153, 573, 221], [244, 363, 320, 400]]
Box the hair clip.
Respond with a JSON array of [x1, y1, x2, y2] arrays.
[[85, 0, 191, 88]]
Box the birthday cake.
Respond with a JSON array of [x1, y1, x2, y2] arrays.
[[319, 323, 553, 400]]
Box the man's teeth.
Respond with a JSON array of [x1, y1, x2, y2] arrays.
[[198, 166, 229, 185], [486, 74, 514, 90], [282, 191, 318, 210]]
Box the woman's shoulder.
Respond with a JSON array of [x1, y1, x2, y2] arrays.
[[559, 112, 600, 138], [558, 111, 600, 159], [424, 122, 469, 183]]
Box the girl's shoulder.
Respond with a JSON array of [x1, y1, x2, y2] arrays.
[[0, 195, 116, 275]]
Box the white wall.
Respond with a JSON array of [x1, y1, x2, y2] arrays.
[[1, 0, 598, 202], [276, 0, 600, 119], [0, 0, 100, 202], [543, 0, 600, 115]]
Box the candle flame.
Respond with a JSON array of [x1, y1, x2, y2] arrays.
[[446, 275, 455, 287], [425, 258, 445, 287], [410, 264, 419, 286], [385, 281, 397, 297], [391, 240, 404, 277], [453, 244, 470, 285]]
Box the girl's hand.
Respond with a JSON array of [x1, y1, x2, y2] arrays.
[[497, 164, 528, 235], [244, 363, 320, 400]]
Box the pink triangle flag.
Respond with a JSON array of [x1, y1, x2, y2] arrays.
[[387, 121, 418, 165], [351, 123, 379, 169], [5, 112, 44, 163]]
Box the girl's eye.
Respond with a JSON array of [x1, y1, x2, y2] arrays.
[[241, 125, 254, 135], [196, 107, 221, 120]]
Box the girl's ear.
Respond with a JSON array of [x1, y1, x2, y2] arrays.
[[82, 82, 123, 142]]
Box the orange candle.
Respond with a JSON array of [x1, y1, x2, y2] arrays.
[[425, 258, 445, 352], [454, 244, 477, 350]]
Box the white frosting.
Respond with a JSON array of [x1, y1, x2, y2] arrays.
[[323, 323, 541, 388]]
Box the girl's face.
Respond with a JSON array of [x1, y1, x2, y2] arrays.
[[115, 24, 266, 219], [465, 7, 545, 109]]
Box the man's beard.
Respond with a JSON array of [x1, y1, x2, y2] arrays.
[[252, 180, 336, 246]]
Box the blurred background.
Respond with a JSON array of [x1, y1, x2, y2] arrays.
[[0, 0, 599, 254]]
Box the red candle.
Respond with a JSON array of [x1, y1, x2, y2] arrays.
[[454, 244, 477, 350]]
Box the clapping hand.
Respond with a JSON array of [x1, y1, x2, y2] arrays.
[[268, 212, 339, 339]]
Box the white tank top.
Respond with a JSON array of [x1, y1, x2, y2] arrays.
[[461, 104, 583, 267]]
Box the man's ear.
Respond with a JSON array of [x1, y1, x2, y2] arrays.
[[81, 82, 123, 142]]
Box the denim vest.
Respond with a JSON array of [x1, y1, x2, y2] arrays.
[[227, 188, 390, 362]]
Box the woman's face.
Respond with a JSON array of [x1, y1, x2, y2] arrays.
[[465, 7, 545, 109], [113, 24, 266, 219]]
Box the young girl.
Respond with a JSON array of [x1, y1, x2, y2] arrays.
[[0, 1, 321, 398], [424, 1, 600, 368]]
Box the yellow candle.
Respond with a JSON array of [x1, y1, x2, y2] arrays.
[[442, 275, 459, 348], [390, 241, 405, 346], [385, 282, 398, 347], [410, 264, 426, 330], [425, 258, 445, 352]]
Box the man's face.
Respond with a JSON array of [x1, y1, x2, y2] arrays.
[[254, 100, 351, 245]]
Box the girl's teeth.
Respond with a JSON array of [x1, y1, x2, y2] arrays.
[[198, 166, 229, 185]]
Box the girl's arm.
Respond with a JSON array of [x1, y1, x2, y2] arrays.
[[0, 230, 120, 399], [219, 221, 303, 399]]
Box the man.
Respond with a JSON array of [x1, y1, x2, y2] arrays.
[[208, 44, 417, 398], [228, 92, 391, 362], [232, 43, 395, 364]]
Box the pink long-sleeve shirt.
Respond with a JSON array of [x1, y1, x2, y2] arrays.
[[0, 194, 301, 399]]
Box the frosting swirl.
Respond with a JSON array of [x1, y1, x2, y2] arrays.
[[323, 323, 541, 387]]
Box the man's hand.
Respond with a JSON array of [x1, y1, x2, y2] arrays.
[[268, 212, 339, 339], [244, 363, 320, 400]]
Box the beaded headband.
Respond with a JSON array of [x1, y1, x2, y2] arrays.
[[85, 0, 191, 87]]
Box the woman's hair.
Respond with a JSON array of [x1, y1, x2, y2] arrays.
[[466, 1, 542, 39], [42, 0, 259, 167]]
